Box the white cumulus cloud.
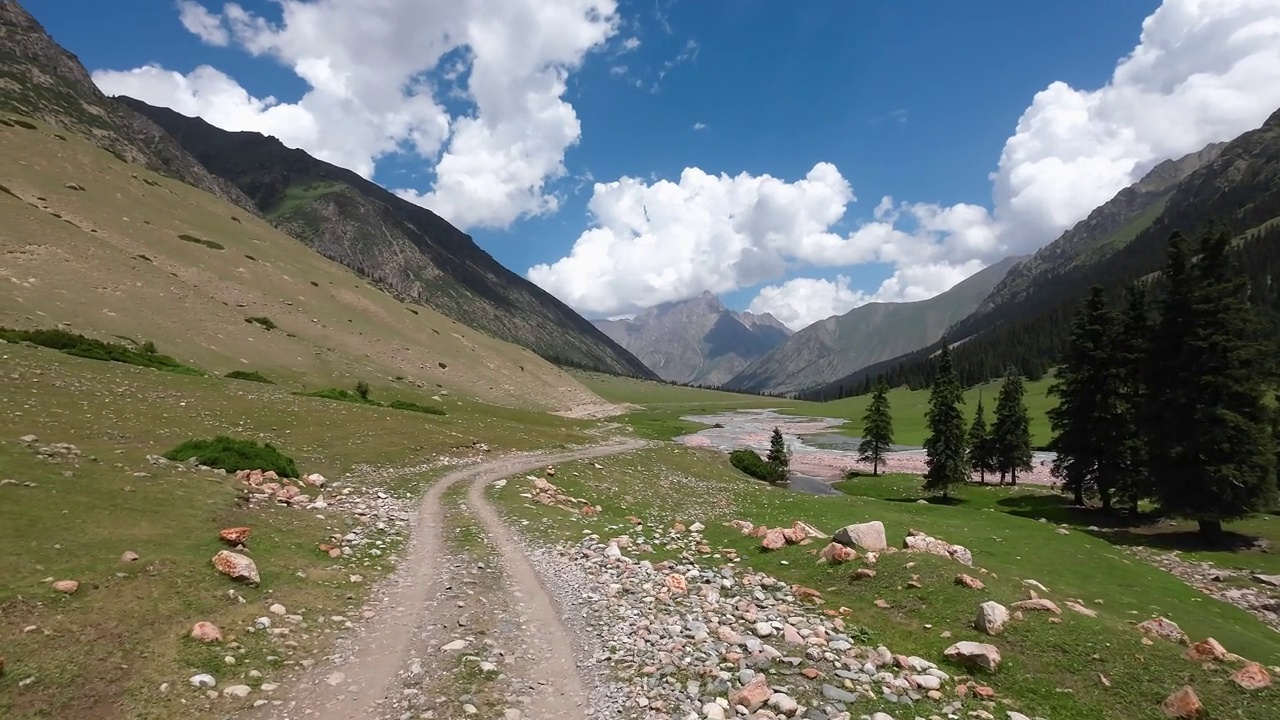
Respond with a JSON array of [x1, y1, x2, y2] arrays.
[[176, 0, 228, 46], [531, 0, 1280, 328], [93, 0, 619, 230]]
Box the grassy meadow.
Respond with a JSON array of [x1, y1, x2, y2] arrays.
[[491, 444, 1280, 720], [0, 341, 592, 720]]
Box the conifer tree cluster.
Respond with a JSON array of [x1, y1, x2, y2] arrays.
[[923, 348, 1035, 497], [1049, 230, 1278, 537]]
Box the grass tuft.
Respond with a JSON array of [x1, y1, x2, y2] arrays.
[[387, 399, 447, 416], [162, 435, 298, 477]]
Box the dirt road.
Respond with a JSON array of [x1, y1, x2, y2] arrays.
[[254, 439, 645, 720]]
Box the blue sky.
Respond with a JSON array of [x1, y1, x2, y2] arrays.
[[28, 0, 1280, 328]]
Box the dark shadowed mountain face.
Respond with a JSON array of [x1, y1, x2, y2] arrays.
[[117, 99, 655, 379], [0, 3, 257, 214], [725, 256, 1024, 396], [592, 291, 793, 386]]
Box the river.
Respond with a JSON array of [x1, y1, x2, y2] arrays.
[[675, 408, 1058, 492]]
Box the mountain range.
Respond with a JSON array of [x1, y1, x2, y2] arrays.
[[592, 292, 792, 386], [806, 111, 1280, 398]]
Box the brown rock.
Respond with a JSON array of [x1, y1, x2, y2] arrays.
[[328, 548, 342, 558], [1185, 638, 1227, 663], [944, 641, 1001, 671], [792, 520, 826, 538], [120, 550, 140, 563], [801, 667, 821, 679], [545, 465, 555, 476], [664, 573, 688, 595], [671, 522, 686, 533], [855, 568, 877, 580], [212, 550, 260, 586], [730, 519, 755, 534], [955, 573, 985, 589], [1232, 662, 1272, 690], [1160, 686, 1202, 718], [1064, 600, 1097, 617], [761, 528, 787, 550], [792, 586, 823, 603], [874, 598, 891, 609], [751, 525, 770, 538], [730, 673, 772, 711], [819, 542, 857, 564], [219, 526, 252, 545], [1138, 617, 1190, 645], [781, 526, 807, 544], [1011, 598, 1061, 614], [51, 580, 79, 594], [190, 621, 222, 642], [973, 685, 996, 699]]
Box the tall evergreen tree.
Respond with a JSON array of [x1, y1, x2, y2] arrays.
[[766, 427, 790, 482], [859, 380, 894, 475], [923, 346, 968, 498], [1114, 284, 1152, 514], [993, 366, 1034, 486], [1146, 230, 1277, 537], [967, 393, 995, 483], [1047, 287, 1125, 508]]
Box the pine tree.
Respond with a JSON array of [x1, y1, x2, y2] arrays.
[[859, 380, 894, 475], [923, 346, 967, 498], [1114, 284, 1152, 514], [967, 393, 995, 484], [1047, 287, 1125, 508], [1146, 230, 1277, 538], [766, 427, 790, 482], [993, 366, 1033, 486]]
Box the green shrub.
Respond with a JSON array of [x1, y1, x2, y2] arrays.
[[225, 370, 275, 384], [387, 399, 447, 416], [177, 233, 225, 250], [296, 387, 372, 404], [355, 380, 371, 401], [163, 436, 298, 477], [730, 448, 785, 483], [245, 316, 276, 331], [0, 327, 200, 375]]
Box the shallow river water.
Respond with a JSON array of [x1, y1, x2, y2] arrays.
[[675, 408, 1057, 493]]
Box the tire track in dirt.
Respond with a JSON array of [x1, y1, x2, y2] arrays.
[[254, 438, 645, 720]]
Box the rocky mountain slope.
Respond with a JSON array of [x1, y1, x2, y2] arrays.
[[592, 292, 792, 386], [0, 2, 257, 214], [808, 109, 1280, 397], [119, 99, 654, 380], [962, 142, 1225, 328], [0, 115, 608, 411], [726, 257, 1023, 396]]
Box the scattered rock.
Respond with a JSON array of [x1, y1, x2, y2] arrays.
[[211, 550, 260, 586], [944, 641, 1001, 671], [219, 527, 252, 545], [903, 529, 973, 566], [1251, 573, 1280, 588], [1064, 600, 1097, 617], [1160, 685, 1202, 718], [729, 673, 772, 711], [222, 684, 252, 698], [1184, 638, 1227, 662], [975, 601, 1010, 636], [1138, 617, 1189, 645], [955, 573, 985, 589], [818, 541, 857, 564], [440, 639, 468, 651], [832, 520, 887, 551], [761, 528, 787, 551], [120, 550, 140, 563], [64, 182, 85, 191], [189, 674, 216, 688], [1232, 662, 1272, 690], [1011, 598, 1061, 614], [51, 580, 79, 594], [190, 622, 222, 642]]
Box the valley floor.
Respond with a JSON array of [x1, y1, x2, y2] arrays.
[[4, 346, 1280, 720]]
